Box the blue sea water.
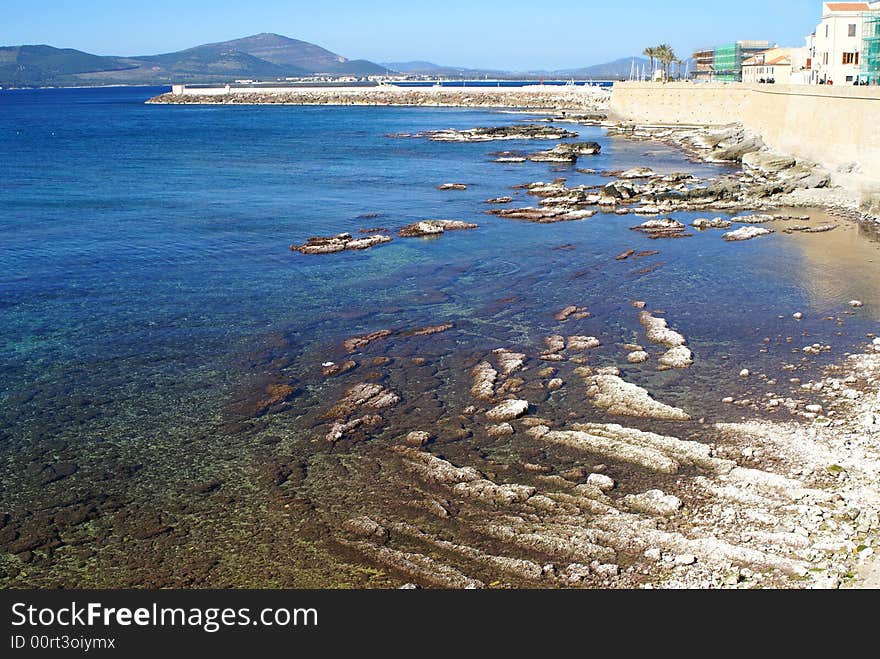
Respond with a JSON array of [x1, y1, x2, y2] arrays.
[[2, 86, 880, 586]]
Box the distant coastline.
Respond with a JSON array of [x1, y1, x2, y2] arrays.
[[1, 83, 172, 91]]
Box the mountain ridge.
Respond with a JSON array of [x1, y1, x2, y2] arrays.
[[1, 34, 662, 87], [0, 34, 387, 86]]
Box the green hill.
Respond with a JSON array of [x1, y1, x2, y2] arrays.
[[0, 45, 135, 86], [0, 34, 388, 87]]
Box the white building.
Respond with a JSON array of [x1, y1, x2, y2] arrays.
[[742, 47, 810, 83], [808, 1, 880, 84]]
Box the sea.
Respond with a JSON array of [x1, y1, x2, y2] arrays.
[[1, 85, 879, 587]]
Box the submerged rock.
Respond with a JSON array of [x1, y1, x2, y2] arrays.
[[325, 414, 383, 443], [585, 374, 691, 421], [405, 431, 432, 447], [342, 516, 390, 542], [437, 183, 468, 190], [627, 351, 649, 364], [328, 382, 400, 418], [322, 360, 357, 377], [471, 362, 498, 400], [555, 305, 590, 322], [722, 226, 773, 242], [493, 349, 526, 376], [624, 489, 683, 516], [545, 335, 566, 354], [344, 329, 393, 353], [292, 233, 392, 254], [567, 336, 601, 352], [486, 423, 515, 438], [782, 224, 838, 234], [410, 323, 454, 337], [486, 399, 530, 422], [252, 383, 298, 416], [658, 345, 694, 371], [639, 311, 686, 348]]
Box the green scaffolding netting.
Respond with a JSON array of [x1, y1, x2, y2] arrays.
[[863, 12, 880, 84]]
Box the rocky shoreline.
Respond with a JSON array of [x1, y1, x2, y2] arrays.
[[248, 94, 880, 587], [5, 87, 875, 591], [275, 298, 880, 590], [605, 122, 880, 223]]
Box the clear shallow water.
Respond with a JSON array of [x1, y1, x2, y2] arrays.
[[2, 86, 880, 587]]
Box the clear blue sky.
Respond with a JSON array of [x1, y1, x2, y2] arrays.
[[1, 0, 823, 69]]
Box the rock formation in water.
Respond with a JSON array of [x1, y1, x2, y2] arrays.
[[291, 233, 392, 254]]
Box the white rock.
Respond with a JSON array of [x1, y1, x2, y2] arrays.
[[740, 369, 750, 378], [587, 473, 616, 492], [722, 226, 773, 242], [486, 423, 515, 438], [591, 562, 620, 578], [585, 374, 691, 421], [658, 346, 693, 370], [644, 548, 662, 562], [675, 554, 697, 566], [627, 351, 649, 364], [624, 489, 683, 516], [850, 300, 864, 308], [793, 312, 804, 320], [567, 336, 601, 352], [486, 399, 529, 422]]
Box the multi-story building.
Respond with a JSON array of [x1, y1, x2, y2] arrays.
[[863, 6, 880, 83], [742, 47, 810, 83], [691, 41, 772, 82], [692, 48, 715, 81], [808, 1, 880, 84]]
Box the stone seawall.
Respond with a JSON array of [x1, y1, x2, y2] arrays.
[[609, 82, 880, 206], [148, 86, 610, 112]]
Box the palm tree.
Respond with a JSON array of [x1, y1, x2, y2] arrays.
[[643, 47, 657, 81], [657, 44, 677, 82]]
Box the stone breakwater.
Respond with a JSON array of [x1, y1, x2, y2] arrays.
[[147, 86, 611, 111]]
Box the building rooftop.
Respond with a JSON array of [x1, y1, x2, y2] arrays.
[[824, 2, 870, 12]]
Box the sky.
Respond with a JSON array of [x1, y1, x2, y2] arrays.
[[1, 0, 824, 70]]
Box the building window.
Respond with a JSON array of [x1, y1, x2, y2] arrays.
[[847, 76, 854, 82], [843, 52, 858, 65], [849, 24, 857, 37], [826, 24, 830, 38], [824, 52, 829, 65]]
